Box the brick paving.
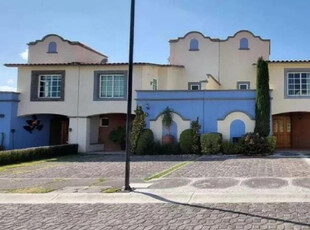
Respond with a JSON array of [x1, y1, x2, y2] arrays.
[[0, 154, 196, 179], [168, 156, 310, 178], [0, 203, 310, 229]]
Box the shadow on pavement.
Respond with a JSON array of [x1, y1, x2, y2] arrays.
[[133, 191, 310, 227]]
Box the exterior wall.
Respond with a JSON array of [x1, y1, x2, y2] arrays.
[[169, 31, 270, 90], [219, 31, 270, 89], [0, 92, 50, 150], [269, 63, 310, 115], [169, 32, 220, 84], [28, 35, 107, 64], [137, 90, 256, 141]]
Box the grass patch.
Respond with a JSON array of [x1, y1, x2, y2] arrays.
[[0, 159, 57, 173], [91, 178, 105, 186], [144, 161, 191, 181], [6, 187, 55, 193], [102, 187, 121, 193]]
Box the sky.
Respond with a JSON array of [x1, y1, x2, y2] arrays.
[[1, 0, 310, 91]]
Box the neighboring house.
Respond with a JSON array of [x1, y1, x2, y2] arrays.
[[2, 31, 310, 151]]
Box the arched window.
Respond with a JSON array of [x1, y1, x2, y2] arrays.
[[240, 38, 249, 49], [48, 42, 57, 53], [189, 39, 199, 51]]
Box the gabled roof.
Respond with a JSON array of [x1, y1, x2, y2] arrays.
[[4, 62, 184, 68], [28, 34, 108, 58]]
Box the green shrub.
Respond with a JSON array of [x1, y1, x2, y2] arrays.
[[179, 129, 194, 154], [266, 136, 276, 153], [149, 142, 180, 155], [191, 118, 201, 154], [200, 133, 222, 154], [0, 144, 78, 166], [135, 129, 154, 155], [221, 141, 244, 155], [109, 126, 126, 147], [239, 132, 270, 155]]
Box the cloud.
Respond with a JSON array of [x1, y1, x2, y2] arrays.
[[6, 79, 15, 85], [19, 49, 28, 61], [0, 85, 16, 92]]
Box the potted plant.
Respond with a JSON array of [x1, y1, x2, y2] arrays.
[[0, 132, 5, 151], [162, 106, 174, 144], [109, 126, 126, 150]]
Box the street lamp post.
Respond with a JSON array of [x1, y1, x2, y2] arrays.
[[124, 0, 135, 191]]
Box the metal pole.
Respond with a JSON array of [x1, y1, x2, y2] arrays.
[[124, 0, 135, 191]]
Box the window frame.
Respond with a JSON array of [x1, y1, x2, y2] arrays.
[[93, 71, 128, 101], [239, 38, 249, 50], [100, 117, 109, 127], [188, 82, 201, 90], [38, 74, 62, 99], [31, 70, 65, 101], [152, 79, 158, 90], [47, 42, 57, 53], [286, 72, 310, 97], [237, 81, 250, 90], [189, 39, 199, 51]]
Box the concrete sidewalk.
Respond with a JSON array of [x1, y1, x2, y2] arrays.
[[1, 188, 310, 204]]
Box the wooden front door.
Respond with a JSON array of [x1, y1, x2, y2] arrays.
[[50, 116, 69, 145], [272, 115, 291, 148]]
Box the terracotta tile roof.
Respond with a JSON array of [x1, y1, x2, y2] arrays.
[[4, 62, 184, 68], [268, 60, 310, 63]]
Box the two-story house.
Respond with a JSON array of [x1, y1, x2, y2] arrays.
[[1, 30, 310, 151]]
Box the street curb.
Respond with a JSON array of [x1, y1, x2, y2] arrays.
[[1, 192, 310, 204]]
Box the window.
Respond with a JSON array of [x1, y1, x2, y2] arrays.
[[287, 72, 310, 96], [152, 79, 158, 90], [31, 71, 65, 101], [240, 38, 249, 49], [189, 39, 199, 51], [237, 82, 250, 90], [38, 75, 62, 98], [99, 74, 126, 98], [189, 83, 200, 90], [48, 42, 57, 53], [100, 117, 109, 127]]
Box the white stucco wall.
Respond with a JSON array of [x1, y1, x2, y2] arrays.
[[150, 113, 190, 142], [217, 111, 255, 140]]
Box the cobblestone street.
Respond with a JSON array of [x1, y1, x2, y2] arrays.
[[0, 152, 310, 229], [1, 203, 310, 230]]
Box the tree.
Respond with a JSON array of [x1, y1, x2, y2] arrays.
[[254, 57, 271, 137], [130, 106, 146, 152]]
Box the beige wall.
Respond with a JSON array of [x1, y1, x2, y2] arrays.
[[16, 65, 181, 117], [169, 31, 270, 90], [170, 32, 220, 85], [269, 63, 310, 115], [28, 35, 106, 64], [219, 31, 270, 89]]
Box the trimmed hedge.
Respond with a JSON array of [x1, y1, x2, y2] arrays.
[[179, 129, 194, 154], [135, 129, 154, 155], [201, 133, 222, 154], [0, 144, 78, 166], [221, 141, 244, 155]]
